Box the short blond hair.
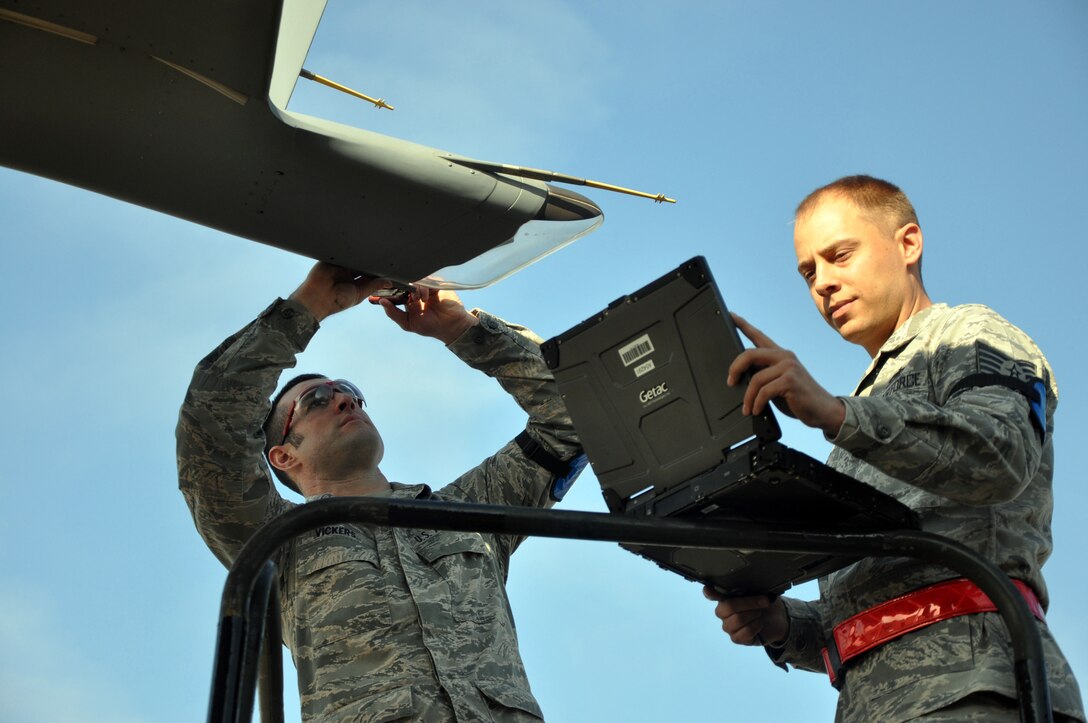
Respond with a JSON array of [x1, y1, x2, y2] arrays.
[[796, 175, 918, 234]]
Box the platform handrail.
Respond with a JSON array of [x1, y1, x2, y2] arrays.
[[207, 496, 1052, 723]]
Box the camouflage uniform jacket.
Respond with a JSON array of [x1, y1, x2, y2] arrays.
[[767, 303, 1085, 722], [177, 298, 582, 722]]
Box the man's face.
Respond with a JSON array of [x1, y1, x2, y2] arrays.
[[793, 196, 919, 355], [275, 377, 384, 473]]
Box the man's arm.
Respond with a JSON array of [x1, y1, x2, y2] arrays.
[[728, 311, 1049, 504], [444, 309, 583, 507], [445, 308, 584, 568], [378, 288, 582, 510], [177, 263, 391, 566], [711, 309, 1049, 666], [377, 288, 582, 570], [830, 309, 1050, 504], [176, 297, 315, 567]]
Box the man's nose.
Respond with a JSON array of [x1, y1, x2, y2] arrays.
[[335, 392, 358, 411], [813, 265, 839, 296]]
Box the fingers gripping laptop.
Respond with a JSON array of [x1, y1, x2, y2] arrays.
[[541, 256, 918, 597]]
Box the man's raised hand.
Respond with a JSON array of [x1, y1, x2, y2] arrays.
[[377, 287, 478, 344], [289, 262, 392, 322]]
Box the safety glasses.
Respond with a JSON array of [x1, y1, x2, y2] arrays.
[[280, 379, 366, 444]]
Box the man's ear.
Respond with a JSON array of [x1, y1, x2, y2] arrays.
[[267, 444, 300, 474], [897, 222, 924, 269]]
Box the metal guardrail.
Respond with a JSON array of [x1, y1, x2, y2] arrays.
[[206, 497, 1053, 723]]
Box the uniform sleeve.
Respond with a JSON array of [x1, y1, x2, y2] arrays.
[[830, 309, 1053, 505], [443, 309, 582, 514], [765, 597, 829, 674], [176, 298, 318, 567]]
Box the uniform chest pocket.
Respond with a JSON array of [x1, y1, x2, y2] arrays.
[[296, 545, 392, 646], [413, 531, 501, 624]]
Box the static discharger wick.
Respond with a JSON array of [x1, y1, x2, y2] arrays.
[[299, 68, 394, 110], [582, 178, 676, 204], [448, 159, 676, 204]]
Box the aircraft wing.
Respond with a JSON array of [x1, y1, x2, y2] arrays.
[[0, 0, 602, 287]]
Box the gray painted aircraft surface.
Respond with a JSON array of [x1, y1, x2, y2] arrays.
[[0, 0, 609, 288]]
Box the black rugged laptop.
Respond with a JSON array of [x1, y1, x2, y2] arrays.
[[540, 256, 919, 596]]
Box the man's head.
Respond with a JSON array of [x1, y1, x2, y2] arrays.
[[263, 374, 384, 495], [793, 175, 930, 356]]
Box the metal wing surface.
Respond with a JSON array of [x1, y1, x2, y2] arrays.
[[0, 0, 602, 287]]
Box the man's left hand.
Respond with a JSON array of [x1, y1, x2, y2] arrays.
[[728, 313, 846, 437], [377, 287, 478, 344]]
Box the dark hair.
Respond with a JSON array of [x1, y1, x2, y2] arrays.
[[262, 373, 327, 495], [796, 174, 919, 233]]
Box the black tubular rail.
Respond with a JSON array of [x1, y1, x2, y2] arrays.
[[207, 497, 1053, 723]]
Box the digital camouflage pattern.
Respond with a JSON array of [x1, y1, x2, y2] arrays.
[[177, 298, 582, 722], [769, 304, 1085, 722]]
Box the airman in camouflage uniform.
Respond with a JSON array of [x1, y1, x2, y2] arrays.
[[706, 176, 1085, 721], [177, 263, 583, 721]]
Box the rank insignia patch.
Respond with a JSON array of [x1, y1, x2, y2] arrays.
[[977, 343, 1037, 382]]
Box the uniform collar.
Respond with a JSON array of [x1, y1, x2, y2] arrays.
[[878, 303, 948, 355], [853, 303, 948, 395], [389, 482, 432, 499], [304, 483, 431, 503]]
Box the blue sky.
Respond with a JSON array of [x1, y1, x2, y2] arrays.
[[2, 2, 1086, 721]]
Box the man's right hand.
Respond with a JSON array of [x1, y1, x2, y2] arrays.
[[728, 313, 846, 438], [703, 587, 790, 647], [289, 262, 392, 322], [376, 286, 478, 345]]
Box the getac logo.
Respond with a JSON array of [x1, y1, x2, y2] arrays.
[[639, 382, 669, 404]]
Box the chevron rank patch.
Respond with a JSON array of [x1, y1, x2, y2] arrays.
[[977, 342, 1037, 381]]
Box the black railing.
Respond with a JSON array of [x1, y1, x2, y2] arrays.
[[207, 497, 1053, 723]]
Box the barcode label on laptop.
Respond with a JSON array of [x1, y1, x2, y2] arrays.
[[619, 334, 655, 367]]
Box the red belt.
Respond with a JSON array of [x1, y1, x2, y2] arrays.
[[821, 578, 1045, 689]]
